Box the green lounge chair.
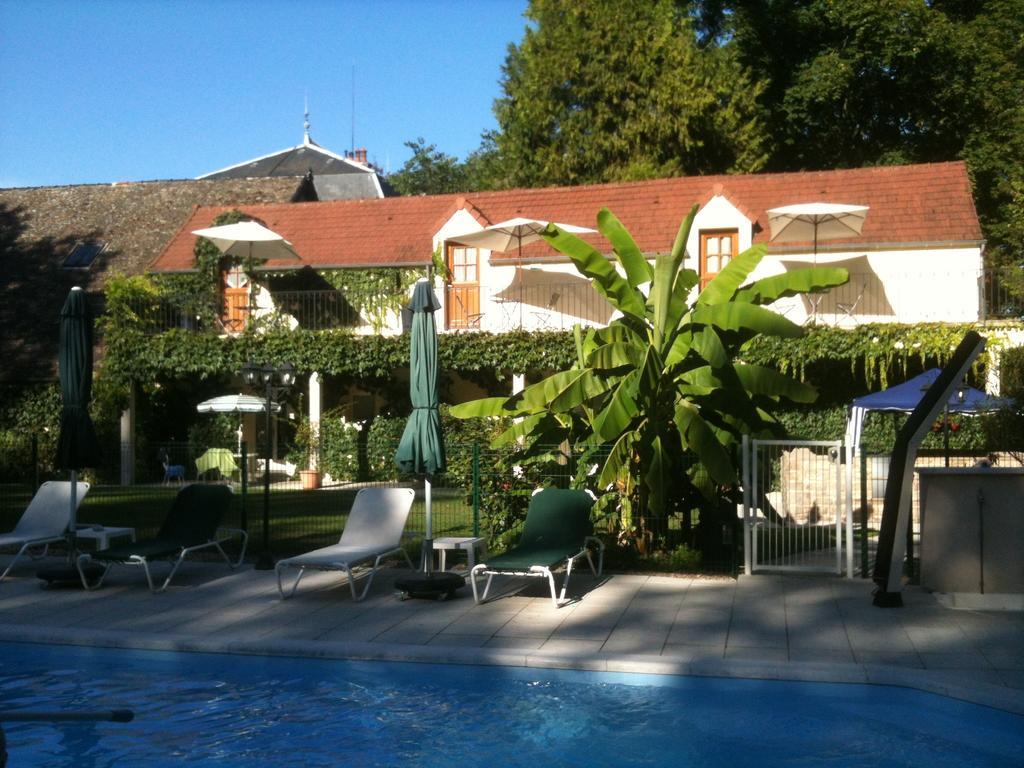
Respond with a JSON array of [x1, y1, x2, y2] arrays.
[[76, 484, 247, 593], [0, 481, 89, 582], [469, 488, 603, 608]]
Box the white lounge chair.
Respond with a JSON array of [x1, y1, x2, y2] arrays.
[[0, 481, 89, 582], [275, 487, 416, 601]]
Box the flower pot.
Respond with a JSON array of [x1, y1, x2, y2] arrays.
[[299, 469, 321, 490]]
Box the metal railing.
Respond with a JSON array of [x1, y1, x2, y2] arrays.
[[114, 267, 1023, 336]]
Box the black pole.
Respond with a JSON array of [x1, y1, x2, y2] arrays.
[[255, 377, 274, 571], [943, 404, 950, 468], [977, 487, 985, 594], [860, 450, 869, 578]]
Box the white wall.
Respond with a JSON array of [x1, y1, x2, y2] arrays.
[[431, 200, 985, 332]]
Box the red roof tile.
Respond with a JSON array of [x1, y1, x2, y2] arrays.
[[150, 161, 981, 272]]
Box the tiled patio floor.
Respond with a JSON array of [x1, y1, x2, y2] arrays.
[[1, 556, 1021, 713]]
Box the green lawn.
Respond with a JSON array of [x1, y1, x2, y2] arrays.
[[0, 482, 478, 560]]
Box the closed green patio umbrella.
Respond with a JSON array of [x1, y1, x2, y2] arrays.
[[55, 287, 100, 553], [395, 280, 446, 574]]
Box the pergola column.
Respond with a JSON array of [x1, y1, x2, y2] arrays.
[[308, 371, 322, 470]]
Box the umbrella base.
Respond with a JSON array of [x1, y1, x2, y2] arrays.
[[37, 563, 104, 589], [394, 571, 465, 601]]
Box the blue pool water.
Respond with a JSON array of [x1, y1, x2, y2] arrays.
[[1, 642, 1022, 767]]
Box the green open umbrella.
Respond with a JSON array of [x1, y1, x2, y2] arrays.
[[55, 287, 100, 553], [395, 280, 446, 573]]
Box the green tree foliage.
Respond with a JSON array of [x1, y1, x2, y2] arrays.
[[492, 0, 770, 187], [452, 206, 847, 545], [695, 0, 1024, 264], [387, 138, 471, 195]]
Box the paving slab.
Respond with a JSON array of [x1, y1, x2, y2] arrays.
[[0, 556, 1021, 714]]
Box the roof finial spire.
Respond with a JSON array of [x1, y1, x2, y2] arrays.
[[303, 92, 311, 144]]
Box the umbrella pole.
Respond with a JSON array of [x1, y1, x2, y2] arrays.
[[517, 240, 523, 329], [422, 475, 433, 573], [67, 469, 78, 562], [812, 223, 819, 321]]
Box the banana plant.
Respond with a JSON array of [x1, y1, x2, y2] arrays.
[[452, 204, 848, 539]]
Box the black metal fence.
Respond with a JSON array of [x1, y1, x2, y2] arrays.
[[0, 437, 738, 574]]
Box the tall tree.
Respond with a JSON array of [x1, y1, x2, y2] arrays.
[[695, 0, 1024, 263], [387, 139, 470, 196], [492, 0, 770, 187]]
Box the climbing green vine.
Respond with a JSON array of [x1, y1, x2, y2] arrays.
[[742, 323, 1000, 389]]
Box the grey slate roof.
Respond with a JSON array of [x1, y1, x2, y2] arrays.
[[197, 135, 387, 199]]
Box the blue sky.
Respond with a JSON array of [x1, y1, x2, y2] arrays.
[[0, 0, 529, 188]]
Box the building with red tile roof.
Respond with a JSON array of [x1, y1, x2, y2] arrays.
[[151, 161, 984, 332], [154, 161, 981, 273]]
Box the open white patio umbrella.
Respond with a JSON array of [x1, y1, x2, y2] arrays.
[[196, 394, 280, 414], [191, 221, 301, 262], [196, 394, 280, 455], [448, 217, 596, 257], [766, 203, 869, 264]]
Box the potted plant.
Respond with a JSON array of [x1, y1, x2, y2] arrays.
[[292, 417, 322, 490]]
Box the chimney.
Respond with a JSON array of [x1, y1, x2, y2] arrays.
[[354, 148, 367, 165]]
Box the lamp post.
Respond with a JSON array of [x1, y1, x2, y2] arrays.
[[241, 361, 295, 570]]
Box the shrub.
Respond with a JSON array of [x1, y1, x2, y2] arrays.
[[1000, 345, 1024, 399]]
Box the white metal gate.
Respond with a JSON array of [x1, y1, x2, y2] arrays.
[[742, 437, 854, 576]]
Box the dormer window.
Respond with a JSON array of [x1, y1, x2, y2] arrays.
[[63, 240, 106, 268], [699, 230, 737, 288]]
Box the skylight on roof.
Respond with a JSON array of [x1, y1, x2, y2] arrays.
[[63, 240, 106, 268]]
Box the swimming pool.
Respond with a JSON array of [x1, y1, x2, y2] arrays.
[[1, 642, 1021, 767]]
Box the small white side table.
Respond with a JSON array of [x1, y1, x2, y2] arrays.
[[432, 536, 486, 571], [74, 525, 136, 551]]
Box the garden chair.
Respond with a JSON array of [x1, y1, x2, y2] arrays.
[[0, 481, 89, 582], [76, 483, 246, 593], [469, 488, 603, 609], [275, 487, 415, 601]]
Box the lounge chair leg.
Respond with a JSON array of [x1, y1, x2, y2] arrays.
[[585, 536, 604, 576], [345, 565, 361, 601], [277, 564, 305, 599], [469, 564, 484, 603], [401, 548, 415, 571], [0, 543, 32, 582], [531, 565, 558, 608], [76, 553, 110, 591], [559, 557, 576, 603]]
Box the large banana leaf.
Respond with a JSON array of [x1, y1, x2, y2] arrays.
[[549, 369, 614, 412], [696, 244, 766, 306], [733, 363, 818, 403], [588, 340, 643, 371], [542, 224, 647, 320], [644, 434, 668, 518], [666, 326, 728, 370], [665, 267, 700, 337], [650, 251, 680, 348], [598, 209, 652, 288], [449, 397, 518, 419], [518, 369, 600, 411], [690, 302, 804, 338], [674, 400, 735, 484], [598, 430, 637, 489], [590, 371, 640, 441], [734, 267, 849, 304]]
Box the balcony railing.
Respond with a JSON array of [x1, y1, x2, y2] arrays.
[[112, 267, 1022, 336]]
